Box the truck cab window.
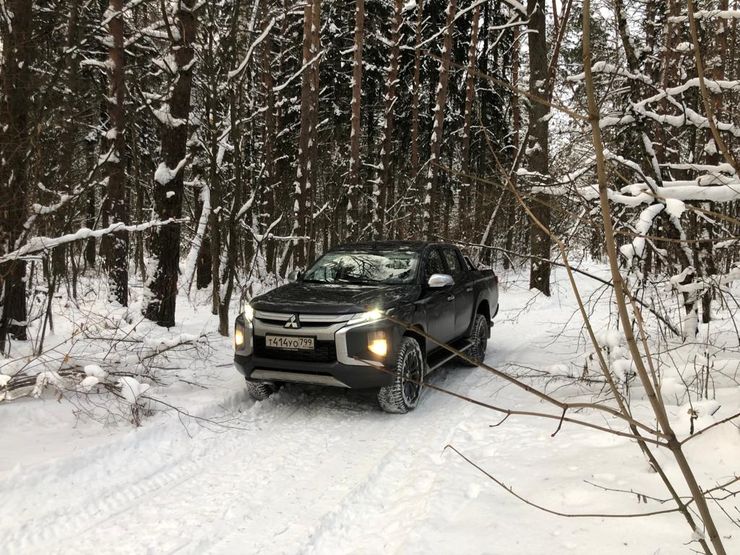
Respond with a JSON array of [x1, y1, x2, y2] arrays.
[[424, 248, 446, 278], [442, 248, 464, 277]]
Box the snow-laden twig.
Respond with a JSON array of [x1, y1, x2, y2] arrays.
[[273, 50, 324, 93], [228, 18, 276, 81]]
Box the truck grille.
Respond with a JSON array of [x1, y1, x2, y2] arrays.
[[254, 336, 337, 363]]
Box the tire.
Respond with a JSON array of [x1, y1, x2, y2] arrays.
[[459, 313, 489, 367], [246, 380, 276, 401], [378, 336, 426, 414]]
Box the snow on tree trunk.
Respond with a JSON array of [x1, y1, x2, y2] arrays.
[[0, 0, 34, 350], [348, 0, 365, 240], [423, 0, 456, 240], [144, 0, 197, 328], [410, 1, 424, 190], [375, 0, 403, 240], [105, 0, 129, 307], [262, 14, 278, 273], [294, 0, 321, 267], [459, 4, 480, 240], [526, 0, 551, 296]]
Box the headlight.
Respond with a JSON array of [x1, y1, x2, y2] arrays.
[[349, 309, 383, 325], [241, 300, 254, 322]]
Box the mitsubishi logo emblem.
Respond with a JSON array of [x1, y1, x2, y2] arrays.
[[285, 314, 301, 329]]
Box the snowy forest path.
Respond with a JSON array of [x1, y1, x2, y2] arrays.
[[2, 361, 489, 554]]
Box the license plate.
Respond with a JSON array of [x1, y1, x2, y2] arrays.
[[265, 335, 315, 350]]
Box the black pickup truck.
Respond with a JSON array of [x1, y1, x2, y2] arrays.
[[233, 241, 498, 413]]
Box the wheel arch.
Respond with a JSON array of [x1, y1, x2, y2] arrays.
[[464, 297, 492, 338], [402, 325, 427, 358]]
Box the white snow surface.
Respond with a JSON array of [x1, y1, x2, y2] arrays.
[[1, 269, 739, 554]]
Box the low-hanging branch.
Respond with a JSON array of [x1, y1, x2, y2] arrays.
[[0, 218, 187, 265]]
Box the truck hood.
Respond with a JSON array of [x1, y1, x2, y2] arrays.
[[250, 282, 420, 314]]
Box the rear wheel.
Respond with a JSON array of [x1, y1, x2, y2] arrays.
[[246, 380, 277, 401], [378, 336, 426, 414], [459, 313, 488, 367]]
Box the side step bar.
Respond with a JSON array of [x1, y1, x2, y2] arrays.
[[427, 340, 473, 372]]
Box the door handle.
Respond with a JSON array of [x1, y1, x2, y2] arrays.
[[447, 294, 455, 301], [465, 287, 473, 292]]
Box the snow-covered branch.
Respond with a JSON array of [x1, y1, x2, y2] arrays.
[[0, 219, 187, 264]]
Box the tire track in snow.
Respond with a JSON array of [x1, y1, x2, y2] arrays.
[[296, 366, 481, 554], [1, 389, 316, 554], [5, 364, 485, 554], [57, 392, 401, 554]]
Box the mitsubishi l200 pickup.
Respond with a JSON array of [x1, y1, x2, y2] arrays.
[[234, 241, 499, 413]]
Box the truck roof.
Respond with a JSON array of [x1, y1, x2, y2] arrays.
[[328, 240, 446, 253]]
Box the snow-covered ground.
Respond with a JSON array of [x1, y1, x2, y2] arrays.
[[1, 268, 739, 554]]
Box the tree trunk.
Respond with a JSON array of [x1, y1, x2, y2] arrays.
[[504, 26, 522, 270], [0, 0, 34, 350], [526, 0, 551, 296], [294, 0, 321, 267], [377, 0, 403, 239], [348, 0, 365, 239], [410, 1, 424, 187], [262, 21, 277, 273], [306, 0, 321, 262], [459, 5, 481, 241], [423, 0, 457, 240], [105, 0, 129, 306], [144, 0, 197, 327]]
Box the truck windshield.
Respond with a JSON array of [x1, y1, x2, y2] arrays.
[[303, 251, 419, 285]]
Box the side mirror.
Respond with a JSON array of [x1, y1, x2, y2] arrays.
[[288, 270, 303, 283], [428, 273, 454, 288]]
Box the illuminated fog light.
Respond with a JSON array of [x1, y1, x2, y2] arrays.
[[368, 338, 388, 357], [367, 329, 388, 357], [234, 329, 245, 349]]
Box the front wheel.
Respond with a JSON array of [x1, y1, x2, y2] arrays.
[[459, 313, 489, 367], [246, 380, 277, 401], [378, 336, 426, 414]]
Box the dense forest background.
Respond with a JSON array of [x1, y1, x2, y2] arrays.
[[0, 0, 738, 345]]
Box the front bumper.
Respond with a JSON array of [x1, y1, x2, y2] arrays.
[[233, 310, 400, 389], [234, 353, 394, 389]]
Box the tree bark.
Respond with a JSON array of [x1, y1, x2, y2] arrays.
[[376, 0, 403, 239], [459, 5, 481, 241], [410, 1, 424, 188], [105, 0, 129, 306], [348, 0, 365, 239], [0, 0, 34, 349], [294, 0, 321, 267], [423, 0, 456, 240], [504, 26, 522, 270], [526, 0, 551, 296], [144, 0, 197, 327], [262, 18, 277, 272]]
